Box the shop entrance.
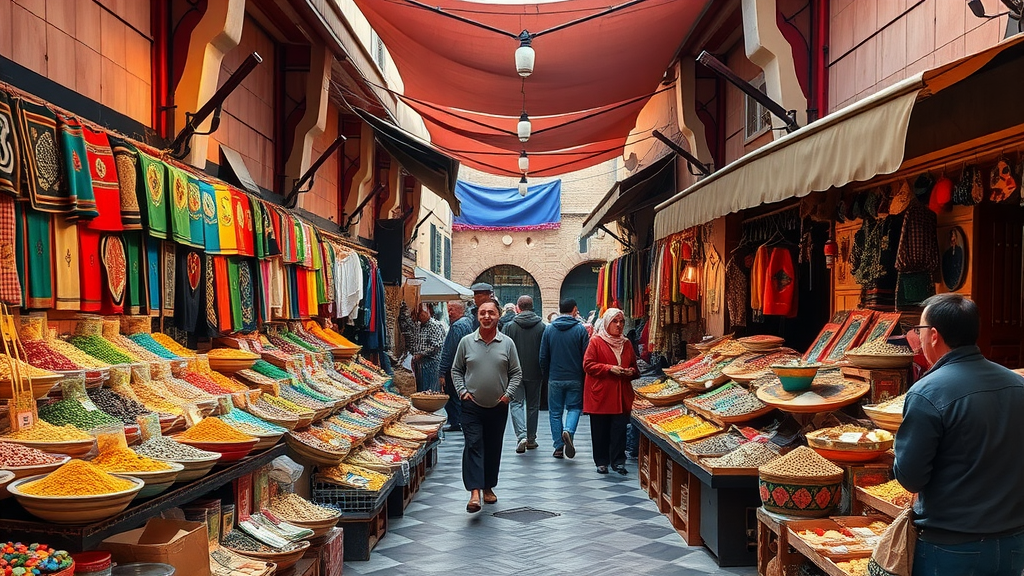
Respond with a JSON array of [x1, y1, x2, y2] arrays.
[[559, 262, 602, 319], [474, 265, 542, 312]]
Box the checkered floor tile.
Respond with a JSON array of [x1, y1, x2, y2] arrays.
[[343, 414, 758, 575]]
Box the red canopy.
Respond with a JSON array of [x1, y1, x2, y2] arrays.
[[353, 0, 708, 176]]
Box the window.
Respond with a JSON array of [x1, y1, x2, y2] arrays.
[[444, 235, 452, 279], [744, 73, 772, 141], [578, 233, 590, 254], [372, 32, 386, 70], [430, 224, 443, 274]]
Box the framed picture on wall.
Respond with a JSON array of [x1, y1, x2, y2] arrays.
[[941, 226, 968, 291], [822, 309, 875, 363]]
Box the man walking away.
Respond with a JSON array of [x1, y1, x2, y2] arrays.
[[439, 300, 473, 432], [503, 295, 545, 454], [895, 293, 1024, 576], [452, 300, 522, 513], [499, 303, 516, 330], [539, 298, 590, 459]]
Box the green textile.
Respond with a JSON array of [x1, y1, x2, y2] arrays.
[[137, 152, 169, 238]]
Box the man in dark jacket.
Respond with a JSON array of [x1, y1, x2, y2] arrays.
[[503, 295, 545, 453], [439, 300, 474, 432], [895, 293, 1024, 575], [539, 298, 590, 459]]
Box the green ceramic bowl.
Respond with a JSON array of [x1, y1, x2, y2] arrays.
[[770, 364, 820, 392]]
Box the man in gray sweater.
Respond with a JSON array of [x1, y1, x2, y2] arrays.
[[452, 300, 523, 513], [503, 295, 546, 453]]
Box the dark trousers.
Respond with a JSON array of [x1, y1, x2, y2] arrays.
[[914, 531, 1024, 576], [443, 371, 461, 427], [461, 400, 509, 491], [590, 412, 629, 468]]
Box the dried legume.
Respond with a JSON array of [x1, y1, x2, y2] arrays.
[[0, 355, 58, 379], [1, 419, 92, 441], [69, 335, 136, 364], [127, 333, 180, 359], [22, 340, 81, 371], [48, 338, 111, 368], [759, 445, 843, 477], [208, 349, 259, 360], [20, 459, 136, 496], [38, 398, 122, 430], [92, 446, 172, 472], [251, 360, 292, 381], [134, 436, 219, 461], [0, 441, 64, 467], [268, 492, 337, 520], [704, 442, 779, 468], [181, 370, 233, 395], [179, 418, 255, 443], [150, 333, 197, 357], [86, 387, 153, 424], [219, 410, 285, 435]]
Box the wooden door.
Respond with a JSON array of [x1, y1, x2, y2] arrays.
[[972, 203, 1024, 367]]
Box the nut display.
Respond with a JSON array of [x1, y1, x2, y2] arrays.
[[86, 387, 152, 425], [703, 442, 779, 468], [69, 335, 136, 364], [862, 479, 914, 507], [134, 436, 220, 461], [21, 340, 80, 371], [38, 398, 122, 430], [760, 446, 843, 478], [267, 492, 338, 521], [848, 340, 914, 356], [0, 442, 64, 467], [1, 420, 92, 441]]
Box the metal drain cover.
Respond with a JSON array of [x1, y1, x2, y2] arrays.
[[492, 507, 560, 523]]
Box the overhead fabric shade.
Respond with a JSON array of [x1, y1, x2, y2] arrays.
[[581, 153, 676, 238], [653, 34, 1024, 240], [453, 179, 561, 231], [414, 266, 473, 301], [351, 0, 709, 176], [355, 109, 462, 215]]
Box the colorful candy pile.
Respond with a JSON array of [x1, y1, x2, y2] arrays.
[[0, 542, 73, 575]]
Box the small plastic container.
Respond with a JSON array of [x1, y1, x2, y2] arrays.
[[111, 564, 175, 576], [74, 551, 113, 576]]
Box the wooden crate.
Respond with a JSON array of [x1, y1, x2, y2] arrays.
[[755, 508, 799, 576], [639, 434, 652, 491], [841, 366, 910, 405]]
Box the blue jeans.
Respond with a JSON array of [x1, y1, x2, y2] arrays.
[[548, 380, 582, 449], [913, 532, 1024, 576]]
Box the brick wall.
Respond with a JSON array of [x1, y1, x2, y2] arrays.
[[1, 0, 152, 125], [451, 162, 623, 318]]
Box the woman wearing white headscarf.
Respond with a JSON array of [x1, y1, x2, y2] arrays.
[[583, 308, 638, 474]]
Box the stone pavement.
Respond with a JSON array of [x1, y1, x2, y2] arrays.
[[343, 415, 759, 575]]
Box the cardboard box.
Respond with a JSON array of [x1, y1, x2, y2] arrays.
[[102, 519, 212, 576]]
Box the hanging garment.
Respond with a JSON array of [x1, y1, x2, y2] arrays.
[[0, 91, 20, 197], [83, 127, 123, 231], [77, 223, 102, 312], [99, 234, 126, 314], [703, 245, 723, 315], [175, 248, 203, 333], [213, 256, 232, 333], [19, 101, 69, 212], [269, 256, 285, 317], [750, 245, 769, 312], [287, 265, 301, 319], [162, 241, 175, 314], [166, 165, 192, 246], [295, 267, 311, 319], [145, 236, 161, 310], [108, 136, 142, 230], [250, 197, 265, 259], [52, 215, 80, 310], [762, 247, 797, 317], [186, 176, 205, 248], [264, 202, 281, 256], [0, 195, 20, 305], [305, 264, 319, 314], [214, 184, 238, 254], [57, 113, 92, 215], [137, 152, 169, 238], [232, 189, 255, 257], [895, 202, 939, 274], [257, 259, 272, 323], [123, 231, 143, 314], [239, 258, 257, 332], [724, 257, 747, 328], [204, 253, 219, 337], [227, 257, 243, 331], [17, 206, 53, 308], [199, 179, 220, 253]]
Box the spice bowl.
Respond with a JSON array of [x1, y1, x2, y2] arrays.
[[0, 455, 72, 499], [251, 431, 285, 452], [127, 462, 186, 498], [227, 540, 310, 572], [770, 363, 821, 392], [172, 437, 258, 463], [1, 374, 65, 400], [3, 437, 98, 459], [0, 470, 13, 498], [7, 473, 144, 524], [152, 451, 221, 483], [274, 513, 341, 539]]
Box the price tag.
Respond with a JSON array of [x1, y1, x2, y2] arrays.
[[217, 394, 234, 414], [184, 403, 204, 427], [16, 410, 35, 429], [839, 432, 864, 443]]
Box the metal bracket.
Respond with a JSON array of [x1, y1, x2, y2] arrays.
[[652, 130, 712, 176], [697, 51, 800, 133], [284, 134, 347, 208], [600, 224, 632, 250]]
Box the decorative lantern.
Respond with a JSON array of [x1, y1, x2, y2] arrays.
[[518, 150, 529, 173], [515, 32, 535, 77], [517, 112, 532, 143], [518, 175, 528, 196], [682, 262, 699, 284], [824, 238, 839, 269]]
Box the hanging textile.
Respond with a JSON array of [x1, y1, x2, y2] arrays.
[[17, 206, 52, 308], [0, 91, 20, 196], [239, 258, 257, 332], [137, 152, 169, 238], [175, 248, 203, 333], [264, 201, 281, 256], [99, 234, 126, 314], [269, 256, 285, 317], [213, 184, 238, 254], [186, 176, 205, 248], [77, 223, 102, 312], [452, 180, 561, 231], [702, 244, 723, 315], [231, 189, 254, 257], [83, 127, 123, 231], [166, 165, 193, 246], [762, 247, 797, 317], [123, 232, 143, 314], [145, 236, 161, 310], [204, 253, 219, 337], [227, 257, 243, 331], [0, 195, 20, 305], [725, 257, 747, 328], [213, 256, 232, 333], [256, 259, 272, 323], [52, 215, 80, 310], [56, 113, 92, 215], [19, 101, 68, 212], [251, 197, 265, 259], [750, 245, 769, 313], [305, 264, 319, 314], [108, 136, 142, 230], [162, 241, 175, 314], [199, 179, 220, 253]]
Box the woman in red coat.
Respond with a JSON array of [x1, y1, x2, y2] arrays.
[[584, 308, 638, 475]]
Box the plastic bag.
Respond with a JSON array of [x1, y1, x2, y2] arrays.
[[868, 506, 916, 576], [269, 455, 304, 488]]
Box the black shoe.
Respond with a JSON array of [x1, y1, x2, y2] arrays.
[[553, 449, 564, 459], [613, 465, 628, 475], [443, 424, 462, 432], [596, 465, 609, 474], [562, 431, 575, 459]]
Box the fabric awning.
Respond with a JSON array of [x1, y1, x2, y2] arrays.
[[581, 153, 676, 238], [355, 109, 462, 215], [414, 267, 473, 302], [654, 34, 1024, 240]]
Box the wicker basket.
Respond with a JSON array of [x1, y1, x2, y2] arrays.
[[410, 393, 448, 412]]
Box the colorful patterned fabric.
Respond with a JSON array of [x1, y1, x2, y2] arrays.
[[53, 215, 80, 310], [99, 234, 126, 314], [123, 232, 144, 314], [58, 115, 92, 216], [166, 164, 192, 246], [199, 179, 220, 253], [0, 91, 22, 197], [213, 256, 232, 332], [214, 184, 238, 255], [83, 127, 122, 231], [78, 224, 102, 312], [19, 101, 68, 212], [227, 257, 243, 331], [239, 258, 257, 331], [257, 259, 272, 323], [175, 248, 203, 333], [20, 205, 53, 308], [108, 136, 143, 230], [251, 197, 265, 259], [305, 265, 318, 315], [185, 175, 205, 248], [264, 201, 281, 256], [205, 253, 219, 336], [232, 189, 254, 257], [137, 152, 169, 238], [146, 236, 161, 310], [0, 195, 20, 305], [296, 266, 310, 319], [162, 240, 175, 313]]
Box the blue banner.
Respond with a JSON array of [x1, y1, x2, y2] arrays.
[[452, 179, 561, 231]]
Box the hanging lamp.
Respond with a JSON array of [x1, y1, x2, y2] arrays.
[[515, 31, 535, 77], [518, 150, 529, 173], [518, 175, 529, 196], [517, 112, 531, 142]]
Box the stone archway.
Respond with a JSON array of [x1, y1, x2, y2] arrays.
[[559, 261, 602, 320], [474, 265, 542, 312]]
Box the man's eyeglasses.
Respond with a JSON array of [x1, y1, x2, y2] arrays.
[[909, 325, 933, 335]]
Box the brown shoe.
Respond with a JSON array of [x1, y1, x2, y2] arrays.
[[483, 488, 497, 504], [467, 490, 482, 513]]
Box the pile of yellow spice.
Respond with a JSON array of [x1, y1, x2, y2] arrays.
[[19, 459, 136, 496], [1, 420, 92, 441], [92, 447, 172, 473], [178, 418, 255, 443]]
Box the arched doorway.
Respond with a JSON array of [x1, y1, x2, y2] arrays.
[[475, 265, 541, 312], [560, 262, 602, 319]]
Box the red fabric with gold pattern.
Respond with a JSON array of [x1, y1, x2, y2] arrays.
[[100, 234, 126, 314], [231, 188, 255, 257], [83, 127, 123, 231], [213, 255, 233, 333]]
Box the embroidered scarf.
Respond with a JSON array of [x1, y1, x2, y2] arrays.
[[199, 179, 220, 253], [19, 101, 68, 212], [185, 175, 205, 248], [53, 215, 80, 310], [214, 184, 238, 255], [0, 91, 22, 197], [108, 136, 143, 230], [123, 231, 144, 314], [83, 127, 123, 231], [137, 152, 169, 239], [99, 234, 126, 314], [231, 188, 254, 257], [166, 164, 193, 246]]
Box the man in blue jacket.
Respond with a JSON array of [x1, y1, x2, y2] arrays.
[[539, 298, 590, 459], [439, 300, 474, 432], [894, 293, 1024, 575]]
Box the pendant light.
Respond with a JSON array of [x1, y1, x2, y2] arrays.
[[518, 175, 528, 196], [517, 112, 532, 143], [518, 150, 529, 173], [515, 31, 535, 77]]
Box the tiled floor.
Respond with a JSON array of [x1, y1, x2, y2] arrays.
[[343, 415, 758, 575]]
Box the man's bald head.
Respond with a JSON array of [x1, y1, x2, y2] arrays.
[[517, 295, 534, 311]]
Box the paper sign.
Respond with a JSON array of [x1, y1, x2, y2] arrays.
[[839, 432, 864, 443]]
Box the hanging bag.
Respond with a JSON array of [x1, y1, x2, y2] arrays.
[[867, 506, 916, 576]]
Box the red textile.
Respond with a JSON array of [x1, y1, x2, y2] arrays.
[[232, 189, 255, 257], [583, 338, 637, 415], [82, 127, 123, 232], [78, 224, 102, 312], [213, 256, 232, 332], [762, 247, 797, 317], [296, 267, 310, 319]]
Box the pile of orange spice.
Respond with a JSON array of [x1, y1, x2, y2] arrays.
[[19, 460, 136, 496], [92, 447, 172, 472], [178, 418, 255, 443]]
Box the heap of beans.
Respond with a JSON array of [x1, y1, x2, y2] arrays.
[[220, 410, 285, 434], [109, 335, 162, 361], [848, 340, 914, 356], [47, 339, 111, 368], [292, 381, 334, 403], [1, 420, 91, 441], [127, 333, 180, 359], [265, 335, 307, 356], [0, 442, 65, 467], [280, 386, 333, 410], [222, 531, 297, 553], [268, 492, 337, 520], [38, 398, 122, 430], [92, 447, 172, 472], [160, 377, 215, 402], [86, 387, 152, 425], [251, 360, 292, 381], [180, 370, 233, 395], [759, 446, 843, 477], [69, 335, 136, 364], [21, 340, 80, 371], [178, 418, 255, 443], [683, 433, 744, 457], [289, 429, 348, 454], [207, 348, 259, 360], [0, 356, 56, 380], [19, 460, 135, 496], [150, 333, 196, 357], [704, 442, 779, 468], [134, 436, 219, 461], [248, 398, 300, 420]]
